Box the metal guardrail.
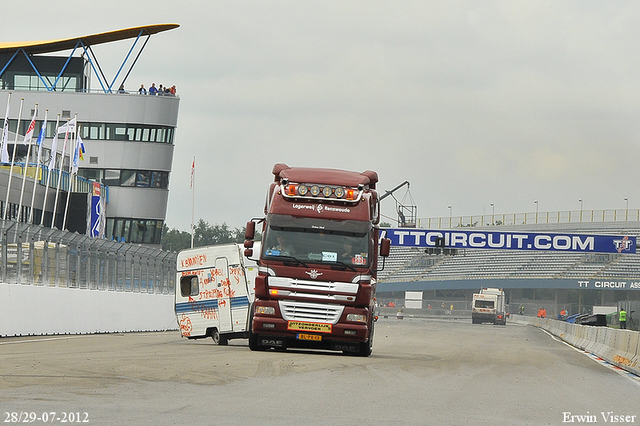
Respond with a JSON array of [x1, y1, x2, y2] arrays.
[[0, 220, 176, 294], [0, 163, 101, 194], [418, 209, 640, 229]]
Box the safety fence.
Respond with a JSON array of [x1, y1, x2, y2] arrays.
[[0, 220, 176, 294]]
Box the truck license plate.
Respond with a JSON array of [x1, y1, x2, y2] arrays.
[[297, 333, 322, 341]]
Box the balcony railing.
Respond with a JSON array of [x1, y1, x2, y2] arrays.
[[417, 209, 640, 229]]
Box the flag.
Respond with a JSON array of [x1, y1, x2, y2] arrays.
[[78, 135, 85, 161], [190, 157, 195, 189], [0, 120, 8, 163], [72, 136, 85, 174], [57, 117, 76, 134], [35, 114, 46, 146], [22, 108, 37, 145], [35, 113, 47, 161], [0, 94, 10, 164], [47, 132, 59, 170]]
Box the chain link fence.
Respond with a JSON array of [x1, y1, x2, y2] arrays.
[[0, 220, 176, 294]]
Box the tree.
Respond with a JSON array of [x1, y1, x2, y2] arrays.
[[162, 224, 190, 252], [162, 220, 260, 252]]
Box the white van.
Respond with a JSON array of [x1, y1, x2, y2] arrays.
[[175, 243, 259, 344]]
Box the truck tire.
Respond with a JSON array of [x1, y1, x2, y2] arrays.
[[211, 329, 228, 345], [248, 306, 266, 351], [357, 320, 374, 357]]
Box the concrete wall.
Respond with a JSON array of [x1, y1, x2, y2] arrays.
[[0, 283, 177, 337], [519, 315, 639, 377]]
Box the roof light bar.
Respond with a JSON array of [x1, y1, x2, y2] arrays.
[[280, 182, 363, 202]]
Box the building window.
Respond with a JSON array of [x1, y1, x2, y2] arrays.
[[106, 218, 164, 244], [104, 169, 120, 186], [76, 122, 173, 144], [136, 171, 151, 187], [77, 169, 103, 182], [150, 172, 168, 188], [78, 168, 169, 189], [120, 170, 136, 187]]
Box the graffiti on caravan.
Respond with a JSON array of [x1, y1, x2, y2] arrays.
[[384, 229, 636, 254]]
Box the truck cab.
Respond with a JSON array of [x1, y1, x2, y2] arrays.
[[245, 164, 390, 356]]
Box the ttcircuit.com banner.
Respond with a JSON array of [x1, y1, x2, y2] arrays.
[[383, 228, 636, 254]]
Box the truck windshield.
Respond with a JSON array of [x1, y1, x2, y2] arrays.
[[262, 214, 371, 267]]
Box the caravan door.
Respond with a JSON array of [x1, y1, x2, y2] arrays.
[[215, 257, 232, 333]]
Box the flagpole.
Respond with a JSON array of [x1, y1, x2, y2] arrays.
[[62, 115, 77, 231], [18, 104, 37, 222], [0, 93, 10, 220], [3, 98, 24, 220], [191, 156, 195, 248], [51, 117, 72, 228], [40, 114, 60, 226], [29, 109, 48, 224]]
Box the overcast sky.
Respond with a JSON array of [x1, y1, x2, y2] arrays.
[[3, 1, 640, 232]]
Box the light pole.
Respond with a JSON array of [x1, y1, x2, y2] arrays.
[[625, 197, 629, 221], [579, 199, 583, 222], [490, 203, 494, 225], [534, 200, 538, 223], [448, 205, 452, 228]]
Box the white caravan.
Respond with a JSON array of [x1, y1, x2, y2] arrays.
[[175, 243, 259, 344]]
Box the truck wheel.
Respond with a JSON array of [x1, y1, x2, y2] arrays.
[[211, 329, 228, 345], [357, 320, 374, 357], [248, 306, 266, 351]]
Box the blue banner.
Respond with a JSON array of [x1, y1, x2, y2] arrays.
[[89, 183, 105, 238], [383, 228, 636, 254]]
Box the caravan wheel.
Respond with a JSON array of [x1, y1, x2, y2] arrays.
[[211, 329, 228, 345]]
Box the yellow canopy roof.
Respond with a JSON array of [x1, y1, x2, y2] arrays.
[[0, 24, 179, 55]]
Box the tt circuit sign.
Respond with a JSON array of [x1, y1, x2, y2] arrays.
[[384, 229, 636, 254]]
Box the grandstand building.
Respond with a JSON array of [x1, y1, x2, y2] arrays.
[[378, 214, 640, 317], [0, 24, 179, 246]]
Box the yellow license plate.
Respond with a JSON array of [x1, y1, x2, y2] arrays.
[[287, 321, 332, 333], [297, 333, 322, 341]]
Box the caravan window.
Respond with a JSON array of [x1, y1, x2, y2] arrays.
[[180, 275, 199, 297], [475, 300, 494, 309]]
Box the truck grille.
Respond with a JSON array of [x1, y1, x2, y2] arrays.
[[279, 300, 344, 324]]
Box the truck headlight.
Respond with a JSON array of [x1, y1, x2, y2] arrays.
[[256, 306, 276, 315], [346, 313, 366, 322]]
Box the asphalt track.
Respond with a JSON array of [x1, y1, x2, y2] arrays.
[[1, 317, 639, 426]]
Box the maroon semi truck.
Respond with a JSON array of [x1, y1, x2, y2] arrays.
[[244, 163, 390, 356]]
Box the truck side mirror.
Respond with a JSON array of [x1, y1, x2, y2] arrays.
[[244, 221, 256, 258], [380, 238, 391, 257], [245, 221, 255, 240]]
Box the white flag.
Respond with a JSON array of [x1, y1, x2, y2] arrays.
[[0, 120, 8, 163], [47, 132, 59, 170], [57, 117, 76, 134], [0, 96, 10, 163]]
